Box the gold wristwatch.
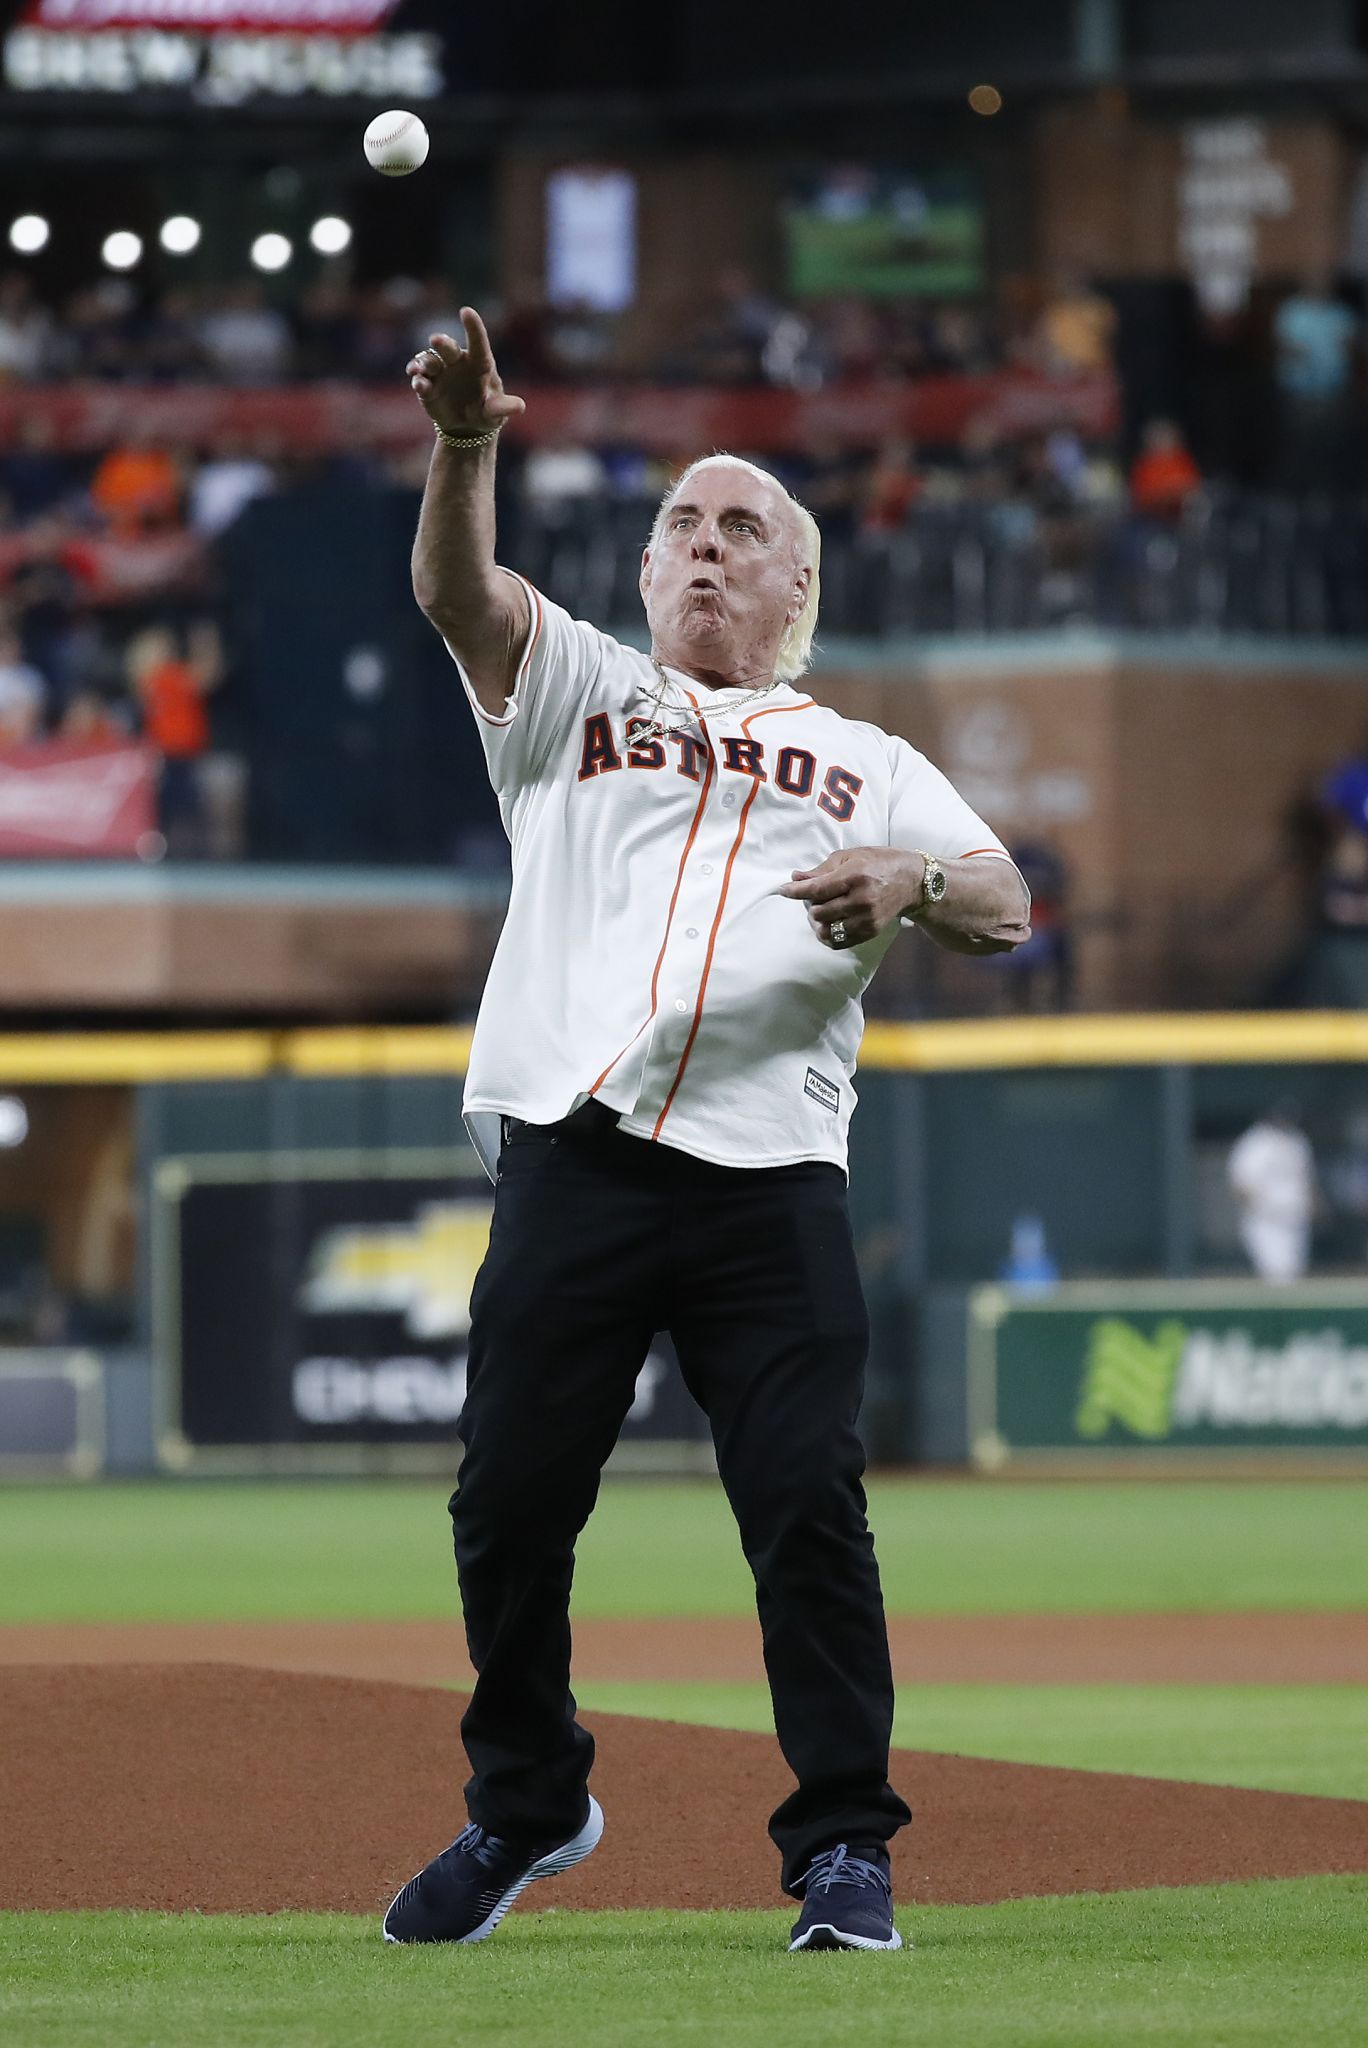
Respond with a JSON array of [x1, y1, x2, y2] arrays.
[[908, 850, 947, 918]]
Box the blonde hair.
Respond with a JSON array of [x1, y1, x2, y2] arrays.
[[649, 453, 821, 684]]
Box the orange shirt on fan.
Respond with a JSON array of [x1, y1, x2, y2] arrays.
[[140, 659, 208, 757], [90, 446, 181, 535], [1130, 447, 1201, 518]]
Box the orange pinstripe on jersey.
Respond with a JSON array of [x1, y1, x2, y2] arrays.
[[650, 699, 815, 1140], [587, 688, 714, 1098]]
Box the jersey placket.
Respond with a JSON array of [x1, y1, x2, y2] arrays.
[[625, 716, 753, 1137]]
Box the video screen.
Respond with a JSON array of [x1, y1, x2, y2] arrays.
[[785, 163, 984, 297]]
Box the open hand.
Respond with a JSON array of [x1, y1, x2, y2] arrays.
[[780, 847, 925, 949], [405, 307, 526, 439]]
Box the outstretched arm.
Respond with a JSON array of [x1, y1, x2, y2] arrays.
[[781, 847, 1031, 955], [406, 306, 530, 715]]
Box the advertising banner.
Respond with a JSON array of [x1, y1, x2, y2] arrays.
[[0, 739, 156, 856], [969, 1282, 1368, 1469], [155, 1152, 710, 1469]]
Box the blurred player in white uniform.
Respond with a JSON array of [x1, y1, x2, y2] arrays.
[[383, 309, 1030, 1956], [1227, 1103, 1315, 1284]]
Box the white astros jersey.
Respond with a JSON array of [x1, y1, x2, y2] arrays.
[[454, 575, 1016, 1181]]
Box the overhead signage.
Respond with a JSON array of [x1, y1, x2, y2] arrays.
[[4, 0, 442, 99]]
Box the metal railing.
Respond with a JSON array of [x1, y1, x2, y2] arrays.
[[510, 488, 1368, 640]]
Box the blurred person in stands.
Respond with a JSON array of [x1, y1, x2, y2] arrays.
[[58, 281, 137, 381], [1273, 272, 1360, 489], [824, 296, 885, 381], [1317, 754, 1368, 931], [657, 266, 783, 386], [858, 437, 923, 533], [60, 684, 130, 744], [544, 296, 617, 379], [0, 272, 52, 383], [927, 302, 993, 375], [522, 435, 608, 525], [292, 277, 362, 380], [779, 431, 864, 544], [1036, 270, 1117, 379], [187, 434, 276, 538], [140, 286, 208, 383], [0, 624, 47, 742], [493, 282, 555, 382], [1318, 825, 1368, 930], [90, 426, 182, 537], [0, 414, 76, 522], [196, 281, 292, 385], [1128, 418, 1202, 522], [353, 278, 424, 381], [1227, 1100, 1315, 1284], [1095, 420, 1200, 624], [126, 618, 222, 853]]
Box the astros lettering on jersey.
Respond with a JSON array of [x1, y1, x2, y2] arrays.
[[455, 574, 1019, 1182]]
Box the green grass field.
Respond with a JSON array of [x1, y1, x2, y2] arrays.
[[3, 1477, 1365, 2045], [3, 1477, 1366, 1622], [4, 1883, 1367, 2048], [573, 1680, 1368, 1800]]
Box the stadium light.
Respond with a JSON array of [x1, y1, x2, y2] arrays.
[[102, 230, 143, 271], [159, 214, 202, 255], [309, 214, 352, 256], [8, 214, 50, 254], [0, 1096, 29, 1149], [250, 232, 292, 273]]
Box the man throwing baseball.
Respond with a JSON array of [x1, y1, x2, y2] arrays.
[[383, 310, 1030, 1954]]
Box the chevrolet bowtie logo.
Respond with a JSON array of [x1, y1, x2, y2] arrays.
[[298, 1201, 493, 1339]]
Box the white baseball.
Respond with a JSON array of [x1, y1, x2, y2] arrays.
[[363, 110, 430, 178]]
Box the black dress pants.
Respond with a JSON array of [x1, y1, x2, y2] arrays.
[[449, 1104, 911, 1895]]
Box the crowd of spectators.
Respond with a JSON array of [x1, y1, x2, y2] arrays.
[[0, 264, 1115, 391], [1, 252, 1365, 861]]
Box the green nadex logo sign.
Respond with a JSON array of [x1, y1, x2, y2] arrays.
[[1074, 1318, 1187, 1440]]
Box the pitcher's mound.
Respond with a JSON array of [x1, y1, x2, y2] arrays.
[[2, 1665, 1366, 1915]]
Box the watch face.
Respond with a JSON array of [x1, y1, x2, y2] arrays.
[[926, 863, 947, 901]]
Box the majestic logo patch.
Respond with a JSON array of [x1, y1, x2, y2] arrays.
[[804, 1067, 840, 1113]]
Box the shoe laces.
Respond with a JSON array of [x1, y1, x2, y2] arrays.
[[801, 1844, 889, 1897], [448, 1821, 514, 1873]]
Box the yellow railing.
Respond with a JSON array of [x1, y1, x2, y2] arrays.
[[1, 1012, 1366, 1085]]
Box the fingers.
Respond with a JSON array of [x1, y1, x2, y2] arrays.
[[779, 869, 847, 905], [460, 306, 495, 368], [426, 331, 465, 367], [806, 902, 872, 949]]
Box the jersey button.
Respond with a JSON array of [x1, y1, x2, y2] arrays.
[[685, 926, 698, 938], [700, 862, 714, 875], [673, 998, 688, 1013], [722, 792, 736, 808]]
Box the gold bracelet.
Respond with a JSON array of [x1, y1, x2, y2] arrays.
[[433, 420, 505, 450]]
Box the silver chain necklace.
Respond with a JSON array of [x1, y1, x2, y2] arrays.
[[633, 656, 781, 747]]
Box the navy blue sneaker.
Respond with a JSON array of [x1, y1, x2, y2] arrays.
[[383, 1796, 604, 1945], [788, 1843, 902, 1952]]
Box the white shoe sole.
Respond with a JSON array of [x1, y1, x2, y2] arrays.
[[384, 1795, 605, 1947], [789, 1921, 904, 1952]]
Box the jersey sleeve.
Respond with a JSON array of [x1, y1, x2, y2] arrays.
[[445, 572, 608, 792], [885, 736, 1026, 926]]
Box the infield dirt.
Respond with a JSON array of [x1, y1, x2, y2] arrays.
[[2, 1663, 1366, 1917]]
